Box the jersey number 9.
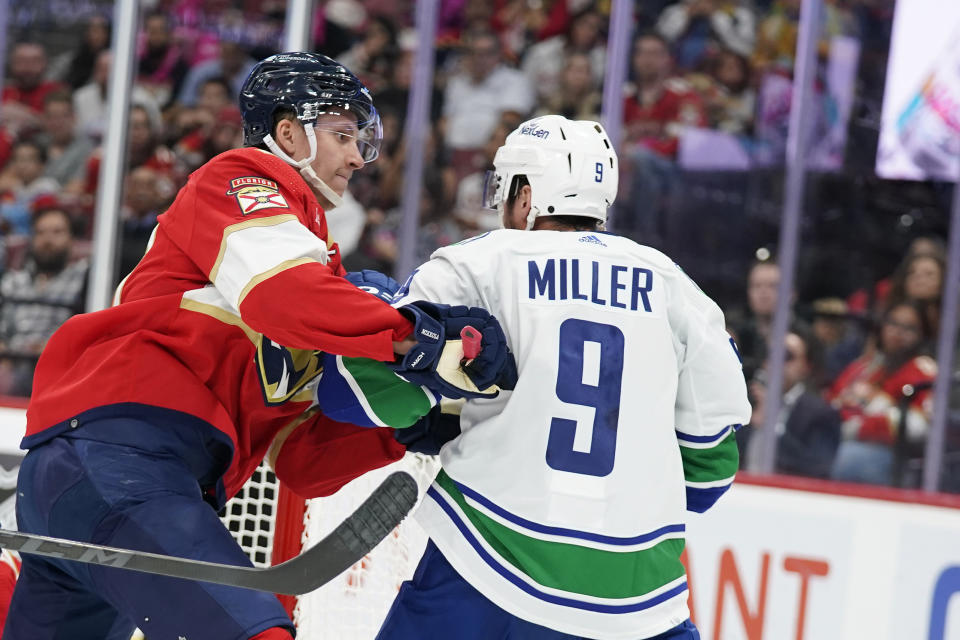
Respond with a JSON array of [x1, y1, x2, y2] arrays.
[[546, 318, 624, 477]]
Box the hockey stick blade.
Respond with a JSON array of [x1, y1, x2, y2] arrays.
[[0, 470, 418, 595]]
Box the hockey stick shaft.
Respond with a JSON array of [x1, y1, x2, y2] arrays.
[[0, 470, 418, 595]]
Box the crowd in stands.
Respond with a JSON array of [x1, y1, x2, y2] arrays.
[[1, 0, 958, 491]]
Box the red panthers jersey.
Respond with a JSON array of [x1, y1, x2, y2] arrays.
[[25, 147, 411, 498], [827, 353, 937, 445]]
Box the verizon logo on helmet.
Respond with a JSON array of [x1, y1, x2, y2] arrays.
[[520, 124, 550, 139]]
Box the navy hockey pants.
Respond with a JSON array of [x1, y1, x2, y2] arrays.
[[375, 540, 701, 640], [4, 426, 294, 640]]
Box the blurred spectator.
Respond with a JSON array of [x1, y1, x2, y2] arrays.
[[37, 90, 95, 196], [73, 50, 160, 142], [0, 129, 11, 171], [657, 0, 755, 72], [623, 32, 706, 160], [521, 4, 606, 103], [118, 166, 167, 280], [83, 104, 177, 227], [847, 236, 946, 316], [177, 41, 257, 107], [369, 173, 463, 269], [690, 47, 756, 134], [727, 259, 785, 384], [1, 42, 67, 137], [337, 15, 399, 93], [810, 297, 865, 387], [49, 15, 112, 90], [621, 32, 705, 241], [492, 0, 571, 62], [138, 12, 191, 108], [534, 52, 602, 121], [0, 140, 60, 235], [0, 205, 88, 396], [753, 0, 858, 74], [441, 28, 534, 181], [197, 77, 234, 118], [373, 42, 444, 129], [173, 105, 244, 179], [828, 299, 937, 486], [740, 326, 842, 478], [203, 107, 245, 160], [450, 111, 524, 233], [886, 251, 946, 341]]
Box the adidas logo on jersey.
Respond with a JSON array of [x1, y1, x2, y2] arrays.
[[579, 234, 607, 247]]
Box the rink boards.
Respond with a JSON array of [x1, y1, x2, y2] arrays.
[[0, 407, 957, 640]]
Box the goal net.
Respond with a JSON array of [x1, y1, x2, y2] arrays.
[[221, 453, 441, 639]]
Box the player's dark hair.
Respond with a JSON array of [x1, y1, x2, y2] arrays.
[[506, 174, 529, 206], [544, 215, 603, 231]]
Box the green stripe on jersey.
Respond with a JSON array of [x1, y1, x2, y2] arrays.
[[434, 471, 686, 599], [680, 431, 739, 484], [339, 357, 435, 428]]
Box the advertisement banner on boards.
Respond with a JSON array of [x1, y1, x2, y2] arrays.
[[685, 481, 960, 639]]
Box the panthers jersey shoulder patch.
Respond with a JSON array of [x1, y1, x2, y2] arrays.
[[226, 176, 290, 215]]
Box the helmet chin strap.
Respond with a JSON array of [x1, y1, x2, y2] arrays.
[[524, 206, 539, 231], [497, 202, 540, 231], [264, 126, 344, 209]]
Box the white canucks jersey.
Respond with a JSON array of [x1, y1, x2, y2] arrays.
[[393, 229, 750, 639]]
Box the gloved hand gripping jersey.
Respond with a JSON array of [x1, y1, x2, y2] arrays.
[[392, 301, 517, 399]]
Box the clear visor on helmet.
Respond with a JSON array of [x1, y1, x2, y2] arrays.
[[481, 170, 503, 209], [304, 104, 384, 163]]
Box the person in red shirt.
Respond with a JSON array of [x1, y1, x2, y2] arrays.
[[620, 32, 706, 243], [0, 42, 67, 137], [623, 32, 706, 159], [827, 299, 937, 487], [5, 53, 515, 640]]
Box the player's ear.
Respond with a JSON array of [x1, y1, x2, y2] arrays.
[[273, 117, 301, 156], [519, 184, 532, 214]]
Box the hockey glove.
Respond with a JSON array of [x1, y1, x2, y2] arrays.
[[344, 269, 401, 303], [393, 404, 463, 455], [391, 300, 518, 399]]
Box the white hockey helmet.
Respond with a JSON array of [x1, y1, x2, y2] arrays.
[[482, 115, 618, 230]]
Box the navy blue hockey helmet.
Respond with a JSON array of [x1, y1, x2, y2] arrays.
[[239, 52, 382, 162]]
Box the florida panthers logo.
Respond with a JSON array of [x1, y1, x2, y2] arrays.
[[255, 337, 324, 405], [226, 177, 290, 215]]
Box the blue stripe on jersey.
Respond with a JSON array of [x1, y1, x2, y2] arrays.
[[685, 484, 732, 513], [426, 486, 689, 613], [675, 424, 740, 444], [449, 476, 685, 546]]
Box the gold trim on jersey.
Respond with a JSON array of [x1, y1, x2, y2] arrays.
[[266, 407, 321, 470], [179, 296, 259, 343], [209, 214, 300, 284], [236, 257, 317, 307]]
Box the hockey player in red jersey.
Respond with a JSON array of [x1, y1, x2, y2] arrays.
[[3, 53, 515, 640]]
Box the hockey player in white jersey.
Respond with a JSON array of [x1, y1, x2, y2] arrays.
[[325, 115, 750, 640]]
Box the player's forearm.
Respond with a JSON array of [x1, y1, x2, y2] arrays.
[[239, 263, 413, 361]]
